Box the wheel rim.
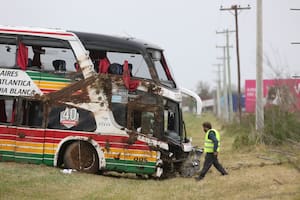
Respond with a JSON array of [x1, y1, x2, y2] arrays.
[[65, 141, 98, 172]]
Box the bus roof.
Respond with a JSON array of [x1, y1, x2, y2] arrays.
[[0, 25, 162, 52], [73, 31, 162, 53]]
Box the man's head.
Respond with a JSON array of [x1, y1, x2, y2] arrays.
[[202, 121, 212, 132]]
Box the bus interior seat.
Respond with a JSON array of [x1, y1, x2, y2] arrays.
[[52, 59, 66, 71], [108, 62, 133, 76]]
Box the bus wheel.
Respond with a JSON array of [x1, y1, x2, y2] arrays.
[[63, 141, 99, 173]]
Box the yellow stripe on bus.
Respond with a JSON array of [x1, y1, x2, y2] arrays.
[[0, 145, 15, 151], [124, 155, 157, 162], [15, 147, 43, 154], [44, 149, 56, 155], [16, 142, 54, 148], [34, 81, 69, 89], [124, 149, 157, 157], [103, 149, 157, 162], [44, 143, 58, 148], [103, 148, 157, 156], [103, 153, 157, 162], [0, 139, 15, 145], [16, 141, 43, 147]]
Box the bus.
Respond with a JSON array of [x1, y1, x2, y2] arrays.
[[0, 25, 201, 178]]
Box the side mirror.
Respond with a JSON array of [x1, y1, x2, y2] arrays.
[[150, 51, 161, 61]]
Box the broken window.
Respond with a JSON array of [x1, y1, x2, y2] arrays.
[[27, 46, 76, 72], [127, 103, 163, 139], [107, 52, 151, 79], [140, 112, 155, 135], [0, 34, 77, 73], [130, 110, 155, 136], [0, 35, 17, 68], [23, 37, 77, 73]]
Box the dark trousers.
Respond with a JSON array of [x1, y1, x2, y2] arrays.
[[199, 153, 227, 178]]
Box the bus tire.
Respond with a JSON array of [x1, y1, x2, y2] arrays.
[[63, 141, 99, 174]]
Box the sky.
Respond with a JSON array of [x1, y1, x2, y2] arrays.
[[2, 0, 300, 92]]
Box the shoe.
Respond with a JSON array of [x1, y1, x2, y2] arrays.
[[195, 176, 204, 181], [222, 172, 228, 176]]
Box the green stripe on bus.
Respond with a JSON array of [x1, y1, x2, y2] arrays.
[[26, 71, 71, 83], [15, 157, 43, 164], [0, 151, 54, 165], [0, 150, 14, 156], [43, 154, 54, 159], [0, 150, 15, 161], [15, 152, 44, 159], [43, 159, 54, 166], [105, 159, 156, 174]]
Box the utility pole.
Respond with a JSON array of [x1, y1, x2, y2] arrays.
[[213, 64, 222, 118], [290, 8, 300, 45], [256, 0, 264, 133], [217, 46, 229, 122], [220, 4, 251, 123], [216, 29, 234, 121]]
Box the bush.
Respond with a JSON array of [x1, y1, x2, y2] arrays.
[[263, 106, 300, 145], [224, 107, 300, 148], [232, 133, 252, 149], [224, 114, 255, 149]]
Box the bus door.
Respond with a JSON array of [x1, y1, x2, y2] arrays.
[[15, 99, 46, 164], [0, 97, 17, 162]]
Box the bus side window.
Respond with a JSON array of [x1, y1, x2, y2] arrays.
[[47, 106, 96, 132], [111, 103, 127, 127], [22, 35, 77, 73], [0, 38, 17, 68], [129, 110, 155, 136], [0, 98, 17, 124], [20, 100, 43, 127], [0, 99, 7, 123]]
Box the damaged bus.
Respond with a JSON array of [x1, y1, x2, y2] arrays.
[[0, 25, 201, 178]]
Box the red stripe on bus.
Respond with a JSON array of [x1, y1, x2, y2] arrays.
[[17, 128, 45, 137], [0, 135, 16, 140], [16, 138, 44, 143], [1, 126, 151, 150], [0, 126, 16, 134], [40, 89, 57, 94], [46, 131, 150, 150], [0, 28, 74, 36]]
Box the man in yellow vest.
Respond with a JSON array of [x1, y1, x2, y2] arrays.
[[195, 121, 228, 181]]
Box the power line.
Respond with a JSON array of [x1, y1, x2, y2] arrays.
[[220, 4, 251, 123], [216, 46, 230, 122], [213, 64, 222, 118], [216, 29, 234, 122]]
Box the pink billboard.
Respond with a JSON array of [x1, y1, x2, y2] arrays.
[[245, 79, 300, 113]]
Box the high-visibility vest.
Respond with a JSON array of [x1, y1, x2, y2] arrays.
[[204, 129, 220, 153]]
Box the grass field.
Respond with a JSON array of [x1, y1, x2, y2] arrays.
[[1, 113, 300, 200]]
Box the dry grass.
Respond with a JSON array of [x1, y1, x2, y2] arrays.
[[0, 113, 299, 200]]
